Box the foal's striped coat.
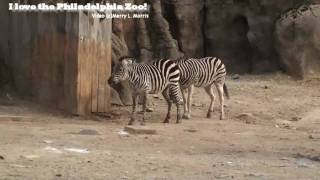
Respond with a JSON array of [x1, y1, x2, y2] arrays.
[[109, 57, 183, 125]]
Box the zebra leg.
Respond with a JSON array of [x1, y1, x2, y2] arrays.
[[182, 88, 189, 119], [186, 85, 194, 119], [128, 93, 138, 125], [205, 85, 215, 118], [166, 101, 173, 123], [139, 94, 153, 113], [215, 83, 226, 120], [176, 100, 183, 124], [141, 93, 147, 126], [170, 84, 183, 124], [162, 88, 172, 123]]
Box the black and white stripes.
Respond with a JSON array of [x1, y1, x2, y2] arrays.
[[108, 57, 183, 125], [176, 57, 229, 120], [109, 56, 229, 124]]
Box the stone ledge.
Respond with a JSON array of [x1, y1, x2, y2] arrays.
[[124, 126, 157, 135]]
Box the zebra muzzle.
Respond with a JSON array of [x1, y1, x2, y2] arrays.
[[107, 77, 117, 86]]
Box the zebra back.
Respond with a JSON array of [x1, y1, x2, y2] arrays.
[[153, 59, 180, 84], [177, 57, 227, 88]]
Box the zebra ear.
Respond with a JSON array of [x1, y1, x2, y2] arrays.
[[127, 59, 133, 64], [121, 58, 133, 65]]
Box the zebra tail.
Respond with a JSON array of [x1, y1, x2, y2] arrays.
[[223, 84, 230, 99]]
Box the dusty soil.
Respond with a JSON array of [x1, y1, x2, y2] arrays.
[[0, 74, 320, 180]]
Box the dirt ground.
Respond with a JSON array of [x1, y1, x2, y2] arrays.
[[0, 73, 320, 180]]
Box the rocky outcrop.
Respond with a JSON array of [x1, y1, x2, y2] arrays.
[[110, 0, 183, 105], [109, 0, 320, 105], [118, 0, 318, 75], [163, 0, 204, 58], [136, 17, 153, 62], [111, 19, 133, 105], [275, 5, 320, 79], [204, 0, 292, 74], [149, 0, 182, 59]]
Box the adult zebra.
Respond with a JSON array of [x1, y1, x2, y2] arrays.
[[108, 57, 183, 125], [176, 56, 229, 120]]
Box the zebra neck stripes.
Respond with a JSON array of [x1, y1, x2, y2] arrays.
[[127, 63, 165, 94]]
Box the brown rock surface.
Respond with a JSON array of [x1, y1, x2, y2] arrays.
[[275, 5, 320, 79], [163, 0, 204, 57]]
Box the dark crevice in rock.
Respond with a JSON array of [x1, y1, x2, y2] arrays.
[[202, 0, 207, 56], [162, 2, 182, 53], [232, 15, 253, 73]]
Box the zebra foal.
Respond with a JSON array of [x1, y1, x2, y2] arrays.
[[108, 57, 183, 125], [176, 57, 229, 120]]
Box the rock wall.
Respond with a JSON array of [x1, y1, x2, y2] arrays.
[[204, 0, 278, 73], [275, 5, 320, 79], [203, 0, 319, 74], [108, 0, 320, 105], [117, 0, 320, 74], [165, 0, 204, 58], [0, 0, 9, 60], [0, 0, 11, 89]]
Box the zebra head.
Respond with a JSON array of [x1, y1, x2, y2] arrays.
[[108, 57, 133, 85]]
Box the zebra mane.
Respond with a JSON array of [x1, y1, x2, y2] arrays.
[[174, 55, 189, 63], [118, 56, 137, 63]]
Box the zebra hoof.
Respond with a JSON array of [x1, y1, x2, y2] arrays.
[[146, 107, 153, 112], [182, 114, 191, 119], [207, 112, 212, 118], [128, 118, 135, 125], [163, 119, 169, 123], [140, 121, 146, 126], [176, 120, 181, 124], [220, 115, 226, 120]]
